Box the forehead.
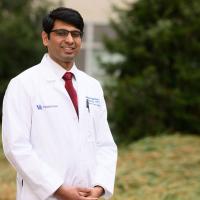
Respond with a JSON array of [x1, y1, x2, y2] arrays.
[[53, 20, 79, 31]]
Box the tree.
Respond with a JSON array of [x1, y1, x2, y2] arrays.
[[102, 0, 200, 143], [0, 0, 54, 117]]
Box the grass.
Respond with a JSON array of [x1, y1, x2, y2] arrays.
[[112, 134, 200, 200], [0, 137, 16, 200], [1, 133, 200, 200]]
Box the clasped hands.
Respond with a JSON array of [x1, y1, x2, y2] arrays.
[[54, 185, 104, 200]]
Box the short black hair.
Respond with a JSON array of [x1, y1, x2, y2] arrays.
[[42, 7, 84, 34]]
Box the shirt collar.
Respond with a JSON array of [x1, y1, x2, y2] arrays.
[[42, 53, 78, 81]]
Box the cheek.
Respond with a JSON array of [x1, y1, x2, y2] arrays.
[[75, 41, 82, 50], [49, 37, 62, 46], [48, 40, 61, 51], [47, 44, 61, 57]]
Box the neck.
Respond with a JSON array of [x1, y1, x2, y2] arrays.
[[48, 54, 74, 71], [61, 62, 74, 71]]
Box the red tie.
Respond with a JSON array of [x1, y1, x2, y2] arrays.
[[63, 72, 79, 116]]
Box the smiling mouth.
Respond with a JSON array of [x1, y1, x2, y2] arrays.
[[61, 44, 75, 49], [61, 45, 75, 54]]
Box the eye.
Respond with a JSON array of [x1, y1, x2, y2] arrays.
[[55, 30, 68, 36], [70, 31, 82, 38], [50, 29, 83, 38]]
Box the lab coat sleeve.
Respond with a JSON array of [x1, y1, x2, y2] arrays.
[[92, 84, 118, 199], [2, 78, 63, 200]]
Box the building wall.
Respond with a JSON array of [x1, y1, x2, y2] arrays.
[[56, 0, 134, 23]]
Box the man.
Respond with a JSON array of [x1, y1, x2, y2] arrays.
[[2, 7, 117, 200]]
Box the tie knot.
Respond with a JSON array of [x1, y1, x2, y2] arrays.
[[63, 72, 73, 81]]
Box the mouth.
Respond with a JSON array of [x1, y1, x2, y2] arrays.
[[61, 45, 75, 54]]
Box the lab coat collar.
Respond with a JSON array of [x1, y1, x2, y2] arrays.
[[41, 53, 79, 81]]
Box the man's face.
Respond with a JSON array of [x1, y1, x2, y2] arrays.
[[42, 20, 82, 70]]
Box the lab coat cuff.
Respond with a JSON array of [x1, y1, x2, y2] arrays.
[[38, 177, 64, 200]]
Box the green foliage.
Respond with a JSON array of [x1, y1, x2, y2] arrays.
[[0, 0, 53, 116], [102, 0, 200, 143]]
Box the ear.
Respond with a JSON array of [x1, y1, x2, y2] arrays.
[[41, 31, 49, 47]]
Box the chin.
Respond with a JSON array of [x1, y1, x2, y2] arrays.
[[62, 57, 74, 63]]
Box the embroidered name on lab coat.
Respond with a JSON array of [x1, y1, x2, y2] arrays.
[[86, 97, 100, 107]]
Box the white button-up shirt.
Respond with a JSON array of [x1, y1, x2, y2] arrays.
[[2, 54, 117, 200]]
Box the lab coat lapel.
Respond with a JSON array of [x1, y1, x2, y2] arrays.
[[41, 55, 81, 118], [76, 72, 87, 122], [53, 79, 70, 99], [41, 58, 75, 107]]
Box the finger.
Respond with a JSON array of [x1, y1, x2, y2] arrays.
[[79, 191, 88, 197], [77, 187, 92, 193], [81, 197, 98, 200]]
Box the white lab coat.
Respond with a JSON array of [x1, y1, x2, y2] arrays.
[[2, 54, 117, 200]]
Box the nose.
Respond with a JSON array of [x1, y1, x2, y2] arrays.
[[65, 33, 74, 44]]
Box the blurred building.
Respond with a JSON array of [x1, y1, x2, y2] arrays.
[[52, 0, 134, 80]]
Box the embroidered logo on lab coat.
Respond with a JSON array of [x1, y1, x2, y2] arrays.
[[36, 105, 58, 110]]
